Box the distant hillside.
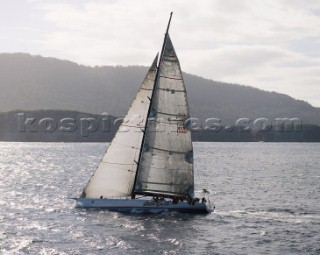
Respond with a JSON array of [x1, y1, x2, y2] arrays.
[[0, 53, 319, 126], [0, 110, 119, 142], [1, 110, 319, 142]]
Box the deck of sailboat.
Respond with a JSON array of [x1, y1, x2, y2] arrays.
[[75, 198, 212, 214]]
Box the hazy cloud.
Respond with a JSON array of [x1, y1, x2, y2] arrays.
[[1, 0, 320, 106]]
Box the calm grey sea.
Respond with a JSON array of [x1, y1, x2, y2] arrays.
[[0, 142, 319, 255]]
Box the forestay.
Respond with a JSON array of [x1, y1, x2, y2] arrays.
[[82, 55, 158, 198], [134, 35, 194, 197]]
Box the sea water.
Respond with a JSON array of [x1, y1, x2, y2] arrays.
[[0, 142, 319, 254]]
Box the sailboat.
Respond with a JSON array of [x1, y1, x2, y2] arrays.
[[75, 13, 213, 214]]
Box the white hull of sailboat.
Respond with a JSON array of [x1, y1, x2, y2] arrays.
[[75, 198, 212, 214]]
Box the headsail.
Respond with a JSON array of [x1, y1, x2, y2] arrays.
[[82, 55, 158, 198], [134, 34, 194, 198]]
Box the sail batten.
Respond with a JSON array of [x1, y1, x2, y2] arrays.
[[159, 75, 182, 80], [146, 147, 189, 154]]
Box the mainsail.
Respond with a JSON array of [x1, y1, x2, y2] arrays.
[[134, 34, 194, 197], [82, 55, 158, 198]]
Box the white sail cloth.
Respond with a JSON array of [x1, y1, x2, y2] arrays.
[[134, 35, 194, 197], [83, 55, 158, 198]]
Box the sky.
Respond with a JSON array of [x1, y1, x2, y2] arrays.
[[1, 0, 320, 107]]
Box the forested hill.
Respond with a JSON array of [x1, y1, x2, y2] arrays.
[[0, 53, 319, 126]]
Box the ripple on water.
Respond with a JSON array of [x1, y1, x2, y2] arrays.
[[0, 142, 319, 254]]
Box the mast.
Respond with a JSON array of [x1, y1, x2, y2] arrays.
[[131, 12, 173, 197], [161, 11, 173, 61]]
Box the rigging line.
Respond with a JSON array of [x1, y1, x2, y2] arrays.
[[100, 162, 136, 172], [157, 88, 186, 92], [139, 181, 184, 186], [142, 148, 190, 156], [148, 145, 188, 154], [159, 75, 182, 81], [120, 123, 146, 128], [154, 110, 187, 117], [141, 154, 187, 162], [102, 161, 135, 166], [139, 164, 191, 171]]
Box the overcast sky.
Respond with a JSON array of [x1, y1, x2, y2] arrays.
[[1, 0, 320, 107]]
